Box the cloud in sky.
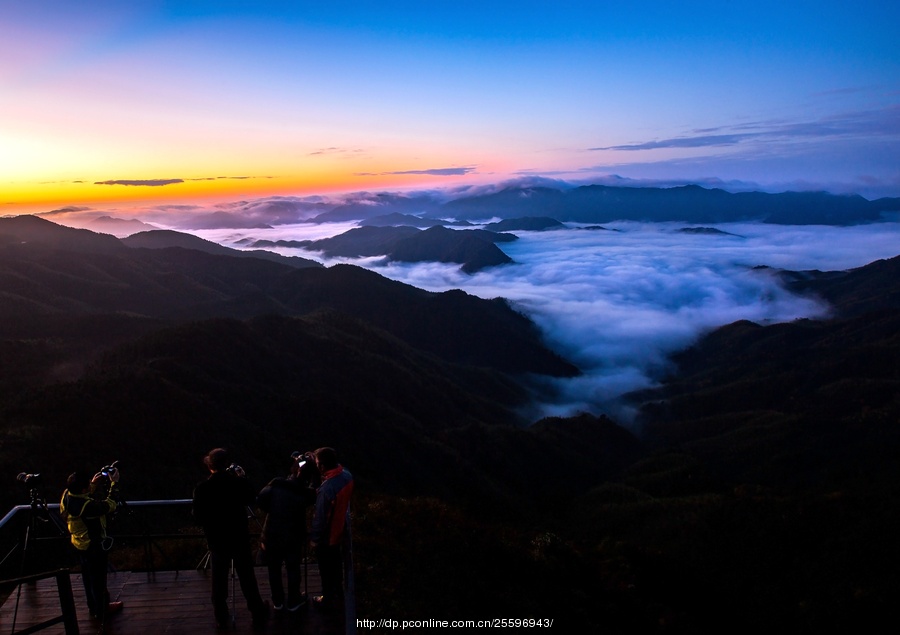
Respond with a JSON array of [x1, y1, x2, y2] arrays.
[[570, 106, 900, 199], [186, 217, 900, 424], [92, 175, 276, 188], [3, 2, 899, 210], [593, 105, 900, 152], [356, 167, 478, 177], [95, 179, 184, 187], [46, 205, 93, 214], [594, 134, 755, 151], [309, 147, 366, 156]]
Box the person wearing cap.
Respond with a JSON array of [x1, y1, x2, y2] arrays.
[[309, 447, 354, 611], [60, 467, 123, 621], [192, 448, 269, 629]]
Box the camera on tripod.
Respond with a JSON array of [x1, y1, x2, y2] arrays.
[[14, 469, 61, 530], [16, 472, 43, 488], [15, 471, 49, 511]]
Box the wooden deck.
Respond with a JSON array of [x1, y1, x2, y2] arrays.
[[1, 567, 346, 635]]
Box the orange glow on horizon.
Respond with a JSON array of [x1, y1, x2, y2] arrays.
[[2, 168, 486, 216]]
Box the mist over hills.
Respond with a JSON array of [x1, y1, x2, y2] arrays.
[[41, 181, 900, 233], [63, 215, 159, 238], [122, 228, 323, 269], [204, 182, 895, 229], [637, 254, 900, 465]]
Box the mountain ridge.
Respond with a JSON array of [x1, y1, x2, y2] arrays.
[[292, 184, 900, 227], [0, 216, 575, 378]]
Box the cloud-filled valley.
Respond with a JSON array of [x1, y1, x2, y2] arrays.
[[38, 181, 900, 422], [184, 218, 900, 423]]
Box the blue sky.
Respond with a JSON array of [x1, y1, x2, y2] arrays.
[[2, 0, 899, 210]]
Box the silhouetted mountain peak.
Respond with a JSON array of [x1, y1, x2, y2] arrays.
[[390, 226, 513, 273], [124, 229, 234, 253], [296, 225, 513, 273], [484, 217, 565, 232], [0, 215, 125, 253]]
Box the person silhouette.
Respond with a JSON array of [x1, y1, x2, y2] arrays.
[[192, 448, 269, 629]]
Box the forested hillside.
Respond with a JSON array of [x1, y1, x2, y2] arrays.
[[3, 215, 900, 632]]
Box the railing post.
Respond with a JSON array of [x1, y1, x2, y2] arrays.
[[55, 570, 80, 635]]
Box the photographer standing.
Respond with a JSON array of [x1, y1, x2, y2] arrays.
[[59, 467, 123, 621], [257, 454, 317, 612], [309, 447, 354, 612], [192, 448, 269, 630]]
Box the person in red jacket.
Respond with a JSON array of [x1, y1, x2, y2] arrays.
[[309, 447, 354, 611]]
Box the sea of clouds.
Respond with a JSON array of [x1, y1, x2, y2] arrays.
[[184, 219, 900, 423]]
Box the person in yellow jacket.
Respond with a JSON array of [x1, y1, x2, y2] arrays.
[[59, 468, 123, 621]]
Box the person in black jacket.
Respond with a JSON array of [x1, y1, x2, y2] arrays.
[[257, 455, 317, 611], [192, 448, 269, 629]]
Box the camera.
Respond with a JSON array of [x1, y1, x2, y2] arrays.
[[291, 451, 320, 486], [226, 463, 245, 477], [290, 451, 308, 470], [93, 460, 121, 486], [15, 470, 61, 526], [16, 472, 42, 488], [291, 451, 316, 467], [96, 460, 127, 513]]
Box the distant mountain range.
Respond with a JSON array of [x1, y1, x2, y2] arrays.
[[42, 182, 898, 232], [483, 216, 565, 232], [303, 184, 900, 226], [359, 212, 472, 228], [79, 215, 160, 237]]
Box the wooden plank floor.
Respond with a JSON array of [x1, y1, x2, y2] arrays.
[[1, 567, 347, 634]]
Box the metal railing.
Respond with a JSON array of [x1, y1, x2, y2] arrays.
[[1, 570, 79, 635], [0, 499, 204, 580], [1, 498, 356, 634]]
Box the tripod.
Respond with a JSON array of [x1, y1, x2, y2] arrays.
[[196, 506, 263, 627], [16, 486, 67, 574], [6, 486, 68, 634]]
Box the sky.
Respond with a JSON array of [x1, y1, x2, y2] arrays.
[[2, 0, 900, 213]]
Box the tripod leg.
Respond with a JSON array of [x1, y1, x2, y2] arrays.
[[11, 525, 32, 633], [197, 550, 212, 571], [231, 558, 236, 626]]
